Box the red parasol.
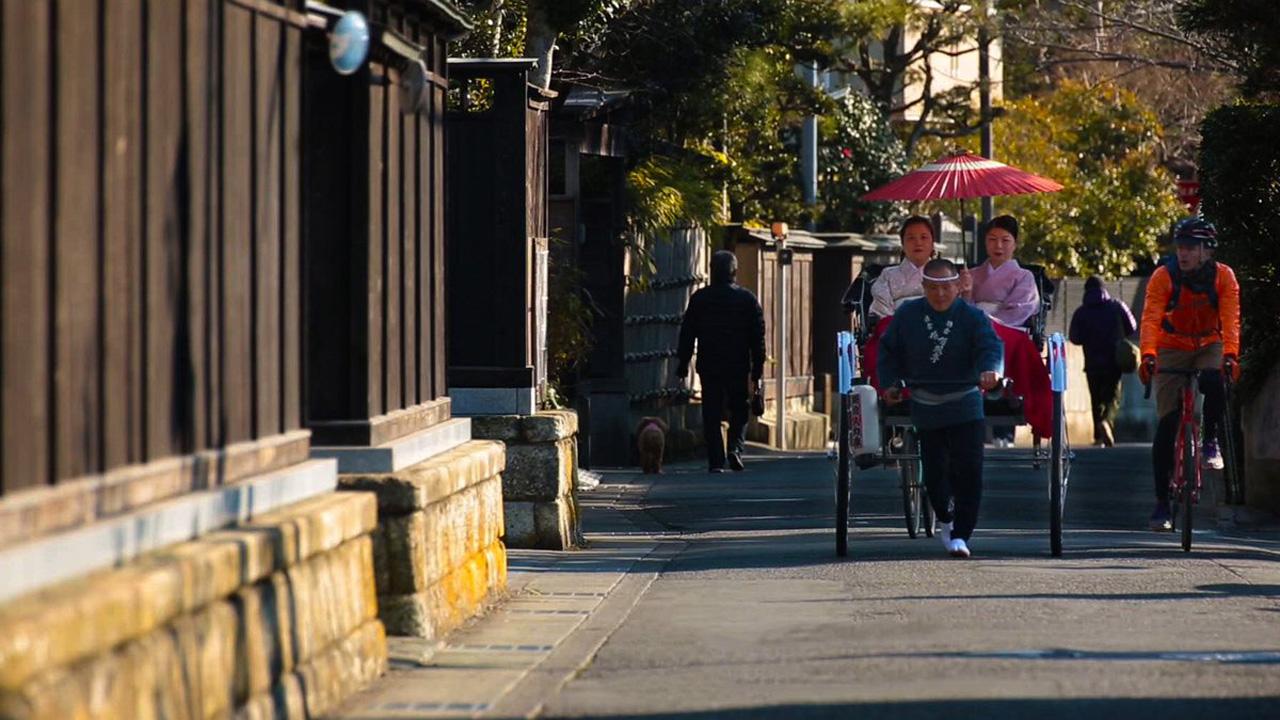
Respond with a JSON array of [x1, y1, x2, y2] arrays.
[[862, 151, 1063, 201]]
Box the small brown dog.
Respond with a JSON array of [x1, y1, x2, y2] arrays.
[[635, 417, 669, 474]]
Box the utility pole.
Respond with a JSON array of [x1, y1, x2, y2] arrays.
[[977, 1, 995, 266], [771, 223, 791, 451], [801, 61, 819, 231]]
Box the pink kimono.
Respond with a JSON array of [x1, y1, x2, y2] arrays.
[[969, 259, 1040, 328]]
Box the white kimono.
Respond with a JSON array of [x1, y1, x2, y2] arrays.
[[868, 261, 926, 319]]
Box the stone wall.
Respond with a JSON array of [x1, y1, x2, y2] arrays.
[[471, 411, 581, 550], [1242, 362, 1280, 514], [0, 492, 385, 720], [339, 441, 508, 638]]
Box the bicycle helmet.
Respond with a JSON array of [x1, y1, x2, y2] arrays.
[[1172, 217, 1217, 248]]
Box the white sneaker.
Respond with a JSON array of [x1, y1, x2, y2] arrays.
[[948, 538, 971, 558], [937, 521, 953, 550]]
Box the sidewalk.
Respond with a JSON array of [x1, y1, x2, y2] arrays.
[[327, 473, 674, 719]]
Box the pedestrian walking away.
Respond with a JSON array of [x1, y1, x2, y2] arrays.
[[878, 258, 1005, 558], [1069, 276, 1137, 447], [1137, 217, 1241, 531], [677, 250, 766, 473]]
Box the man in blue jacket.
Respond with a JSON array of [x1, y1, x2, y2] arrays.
[[879, 258, 1004, 558]]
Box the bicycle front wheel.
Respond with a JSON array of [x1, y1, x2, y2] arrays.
[[836, 394, 851, 557], [1181, 421, 1195, 552], [1049, 391, 1065, 557], [901, 429, 923, 538]]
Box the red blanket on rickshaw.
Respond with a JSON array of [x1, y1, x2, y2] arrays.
[[860, 315, 1053, 439]]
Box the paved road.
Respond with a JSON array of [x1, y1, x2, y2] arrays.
[[336, 444, 1280, 719]]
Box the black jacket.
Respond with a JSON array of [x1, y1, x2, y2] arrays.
[[1068, 286, 1136, 373], [677, 281, 766, 380]]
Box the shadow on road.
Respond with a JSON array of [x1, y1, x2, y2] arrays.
[[529, 696, 1280, 720]]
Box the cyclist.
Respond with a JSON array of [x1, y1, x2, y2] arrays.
[[1138, 217, 1241, 531]]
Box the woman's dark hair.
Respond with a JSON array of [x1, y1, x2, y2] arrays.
[[984, 214, 1019, 240], [898, 215, 934, 240]]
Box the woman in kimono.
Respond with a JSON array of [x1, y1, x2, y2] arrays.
[[966, 215, 1040, 328], [868, 216, 936, 321], [966, 214, 1044, 446]]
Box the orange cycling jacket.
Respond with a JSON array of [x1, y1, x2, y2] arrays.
[[1139, 262, 1241, 358]]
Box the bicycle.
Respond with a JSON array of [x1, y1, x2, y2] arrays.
[[1144, 367, 1202, 552]]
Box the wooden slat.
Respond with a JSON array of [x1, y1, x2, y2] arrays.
[[282, 23, 301, 431], [101, 0, 144, 469], [431, 83, 446, 398], [1, 0, 52, 492], [186, 0, 216, 451], [221, 5, 254, 442], [403, 102, 418, 406], [366, 62, 386, 416], [417, 108, 432, 401], [145, 0, 185, 459], [254, 12, 282, 436], [53, 0, 102, 480], [385, 66, 402, 413]]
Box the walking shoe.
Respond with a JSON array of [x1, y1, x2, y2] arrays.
[[936, 520, 953, 550], [728, 452, 746, 472], [709, 467, 726, 474], [1149, 503, 1172, 531], [948, 538, 971, 558], [1202, 440, 1224, 470]]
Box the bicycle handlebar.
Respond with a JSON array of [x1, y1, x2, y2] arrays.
[[1142, 366, 1205, 399]]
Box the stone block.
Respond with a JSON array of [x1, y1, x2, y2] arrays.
[[233, 581, 294, 704], [519, 410, 578, 443], [502, 437, 575, 501], [533, 497, 581, 550], [294, 619, 387, 719], [339, 441, 505, 514], [376, 540, 506, 639], [370, 475, 504, 598], [503, 501, 536, 547], [468, 415, 523, 442]]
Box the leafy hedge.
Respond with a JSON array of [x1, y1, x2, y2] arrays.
[[1198, 104, 1280, 395]]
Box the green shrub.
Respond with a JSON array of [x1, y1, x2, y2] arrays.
[[1198, 103, 1280, 395]]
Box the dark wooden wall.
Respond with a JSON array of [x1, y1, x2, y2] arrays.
[[303, 5, 451, 442], [0, 0, 307, 496], [446, 62, 550, 398]]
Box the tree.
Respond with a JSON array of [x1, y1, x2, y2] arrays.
[[825, 0, 992, 159], [455, 0, 610, 89], [1176, 0, 1280, 101], [918, 79, 1184, 277], [1001, 0, 1236, 172], [817, 91, 907, 232]]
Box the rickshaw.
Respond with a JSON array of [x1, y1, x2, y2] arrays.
[[832, 265, 1071, 558]]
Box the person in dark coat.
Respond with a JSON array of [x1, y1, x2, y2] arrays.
[[1068, 276, 1137, 447], [677, 250, 766, 473]]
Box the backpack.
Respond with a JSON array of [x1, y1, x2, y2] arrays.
[[1163, 257, 1218, 313], [1161, 258, 1221, 338]]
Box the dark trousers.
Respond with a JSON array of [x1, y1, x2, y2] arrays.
[[1152, 411, 1180, 504], [1086, 369, 1122, 436], [919, 420, 985, 541], [1199, 369, 1224, 445], [700, 372, 749, 469]]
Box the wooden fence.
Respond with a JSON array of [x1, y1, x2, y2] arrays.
[[0, 0, 311, 495], [623, 228, 711, 403], [303, 2, 456, 445]]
